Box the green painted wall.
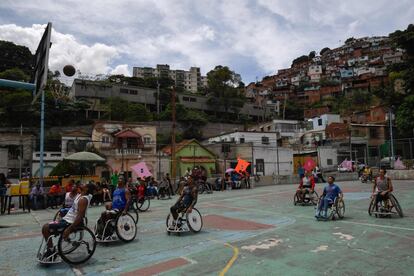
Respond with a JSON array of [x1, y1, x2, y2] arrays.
[[174, 141, 216, 177]]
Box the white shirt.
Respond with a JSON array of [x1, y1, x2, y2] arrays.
[[63, 194, 90, 224]]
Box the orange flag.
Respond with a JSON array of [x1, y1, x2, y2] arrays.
[[234, 158, 250, 173]]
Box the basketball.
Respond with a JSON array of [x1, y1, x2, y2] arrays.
[[63, 65, 76, 77]]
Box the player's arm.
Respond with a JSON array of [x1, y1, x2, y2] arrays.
[[63, 197, 88, 239], [310, 177, 315, 191], [372, 178, 377, 194], [386, 177, 393, 193], [123, 189, 131, 214]]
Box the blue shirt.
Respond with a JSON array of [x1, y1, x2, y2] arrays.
[[323, 184, 342, 200], [112, 188, 127, 210]]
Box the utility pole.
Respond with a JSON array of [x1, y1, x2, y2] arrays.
[[276, 133, 280, 177], [283, 93, 287, 120], [19, 124, 23, 180], [157, 79, 160, 115], [171, 86, 177, 184], [157, 78, 161, 180], [349, 128, 352, 161]]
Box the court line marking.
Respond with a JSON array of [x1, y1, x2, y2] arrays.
[[338, 220, 414, 231], [219, 243, 239, 276]]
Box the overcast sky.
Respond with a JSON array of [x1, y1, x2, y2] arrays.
[[0, 0, 413, 83]]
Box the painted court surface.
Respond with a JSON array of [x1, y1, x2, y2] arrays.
[[0, 180, 413, 275]]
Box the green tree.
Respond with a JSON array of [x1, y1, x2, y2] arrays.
[[206, 65, 245, 117], [103, 97, 152, 122], [0, 40, 33, 76], [396, 95, 414, 137], [320, 47, 331, 55], [0, 68, 30, 81]]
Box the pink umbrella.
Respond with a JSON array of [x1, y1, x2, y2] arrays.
[[131, 162, 153, 178], [303, 158, 316, 172], [394, 157, 406, 170]]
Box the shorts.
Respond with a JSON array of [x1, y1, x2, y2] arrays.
[[48, 219, 71, 234]]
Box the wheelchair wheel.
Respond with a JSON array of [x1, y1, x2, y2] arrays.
[[53, 210, 61, 222], [335, 198, 345, 219], [310, 191, 319, 206], [128, 206, 139, 224], [293, 192, 300, 206], [389, 194, 404, 218], [116, 213, 137, 242], [58, 226, 96, 265], [186, 208, 202, 233], [198, 183, 205, 194], [368, 197, 377, 217], [136, 197, 150, 212]]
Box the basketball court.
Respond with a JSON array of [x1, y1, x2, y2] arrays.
[[0, 180, 413, 275]]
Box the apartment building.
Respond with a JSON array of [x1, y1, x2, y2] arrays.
[[132, 64, 207, 93]]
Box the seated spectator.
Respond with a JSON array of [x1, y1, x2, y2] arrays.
[[146, 177, 159, 199], [48, 183, 63, 209], [101, 180, 111, 202], [30, 182, 45, 210], [64, 179, 75, 193], [93, 182, 104, 206], [87, 181, 97, 205]]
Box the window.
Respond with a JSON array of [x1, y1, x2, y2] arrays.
[[231, 137, 235, 142], [102, 136, 110, 144], [8, 145, 20, 160], [129, 90, 137, 95], [261, 136, 269, 144], [143, 136, 151, 144], [318, 118, 323, 126], [256, 159, 264, 173], [369, 128, 378, 138], [239, 138, 245, 144], [120, 88, 128, 94], [327, 159, 333, 165]]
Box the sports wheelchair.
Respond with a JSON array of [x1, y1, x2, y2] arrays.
[[315, 196, 345, 221], [53, 208, 89, 226], [94, 211, 137, 243], [166, 207, 203, 235], [37, 221, 96, 265], [294, 189, 319, 206], [368, 193, 403, 218]]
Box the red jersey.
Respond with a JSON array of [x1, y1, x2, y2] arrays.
[[137, 185, 145, 199]]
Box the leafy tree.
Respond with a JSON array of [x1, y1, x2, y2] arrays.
[[291, 55, 309, 66], [309, 51, 316, 59], [102, 97, 152, 122], [0, 68, 30, 81], [351, 90, 372, 108], [320, 47, 331, 56], [0, 40, 33, 76], [345, 37, 355, 44], [206, 65, 246, 117], [396, 95, 414, 137], [0, 89, 35, 126], [283, 100, 304, 120]]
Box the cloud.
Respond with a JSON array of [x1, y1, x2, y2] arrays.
[[0, 0, 413, 83], [0, 23, 119, 75], [110, 64, 131, 76]]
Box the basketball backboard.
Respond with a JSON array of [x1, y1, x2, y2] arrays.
[[31, 22, 52, 103]]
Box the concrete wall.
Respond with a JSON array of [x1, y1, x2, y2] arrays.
[[387, 169, 414, 180], [254, 147, 293, 176], [317, 146, 338, 170]]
